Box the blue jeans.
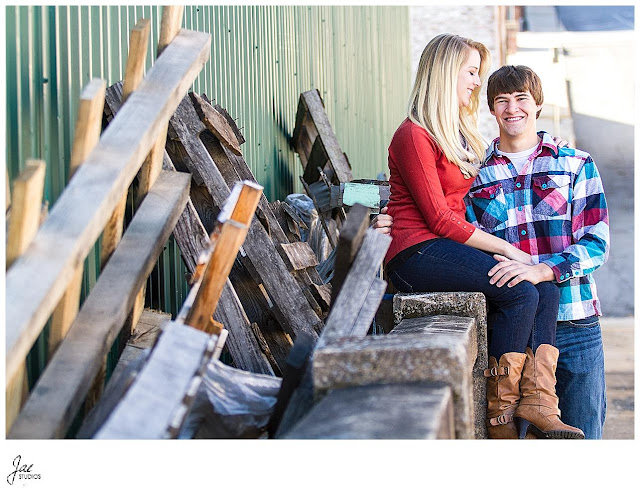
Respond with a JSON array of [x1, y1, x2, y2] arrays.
[[555, 316, 606, 439], [388, 238, 559, 358]]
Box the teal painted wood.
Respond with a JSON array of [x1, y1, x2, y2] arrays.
[[5, 5, 411, 394]]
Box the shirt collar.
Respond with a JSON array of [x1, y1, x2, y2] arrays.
[[486, 131, 559, 162]]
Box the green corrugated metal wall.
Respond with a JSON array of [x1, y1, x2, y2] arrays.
[[5, 5, 411, 390]]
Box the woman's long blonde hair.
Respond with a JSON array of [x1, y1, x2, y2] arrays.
[[408, 34, 490, 178]]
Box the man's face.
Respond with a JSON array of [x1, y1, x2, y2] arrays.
[[490, 91, 542, 139]]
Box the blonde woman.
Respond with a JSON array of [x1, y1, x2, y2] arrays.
[[383, 34, 583, 439]]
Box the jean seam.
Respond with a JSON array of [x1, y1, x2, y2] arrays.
[[389, 269, 414, 293]]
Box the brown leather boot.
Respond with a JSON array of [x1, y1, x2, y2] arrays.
[[485, 352, 527, 439], [514, 344, 585, 439]]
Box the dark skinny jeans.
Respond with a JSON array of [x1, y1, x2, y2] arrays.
[[387, 238, 559, 358]]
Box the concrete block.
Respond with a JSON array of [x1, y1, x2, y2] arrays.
[[284, 383, 454, 439], [313, 324, 475, 439], [393, 292, 488, 439]]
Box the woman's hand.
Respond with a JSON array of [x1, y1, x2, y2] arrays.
[[372, 206, 393, 235], [502, 244, 533, 265], [552, 136, 572, 148], [489, 254, 555, 287]]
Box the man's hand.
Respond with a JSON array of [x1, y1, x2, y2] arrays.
[[372, 206, 393, 235], [488, 254, 555, 287], [552, 136, 572, 148]]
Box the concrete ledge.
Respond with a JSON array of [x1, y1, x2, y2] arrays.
[[393, 292, 488, 439], [284, 383, 454, 439], [313, 327, 474, 438]]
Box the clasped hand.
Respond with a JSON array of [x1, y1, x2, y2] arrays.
[[488, 254, 554, 287]]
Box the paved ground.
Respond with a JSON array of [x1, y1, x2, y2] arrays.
[[601, 317, 634, 439]]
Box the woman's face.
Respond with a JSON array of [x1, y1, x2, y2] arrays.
[[456, 49, 481, 108]]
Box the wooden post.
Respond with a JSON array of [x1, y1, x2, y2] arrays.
[[5, 159, 46, 433], [49, 79, 106, 359], [185, 181, 263, 331], [100, 18, 151, 269], [129, 7, 184, 330]]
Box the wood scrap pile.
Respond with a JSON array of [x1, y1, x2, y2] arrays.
[[6, 7, 392, 439]]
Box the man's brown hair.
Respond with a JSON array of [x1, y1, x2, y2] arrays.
[[487, 65, 544, 118]]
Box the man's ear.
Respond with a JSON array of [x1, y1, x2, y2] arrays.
[[490, 108, 496, 117], [536, 104, 543, 118]]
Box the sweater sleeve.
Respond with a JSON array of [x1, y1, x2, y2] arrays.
[[393, 125, 475, 243]]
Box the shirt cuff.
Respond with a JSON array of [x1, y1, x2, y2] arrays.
[[444, 214, 475, 243], [542, 256, 575, 283]]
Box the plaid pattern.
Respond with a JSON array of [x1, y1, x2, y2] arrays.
[[465, 131, 610, 321]]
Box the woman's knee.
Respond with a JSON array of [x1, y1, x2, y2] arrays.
[[505, 279, 538, 303]]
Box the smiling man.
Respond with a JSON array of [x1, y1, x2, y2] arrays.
[[374, 64, 610, 439], [465, 65, 610, 439]]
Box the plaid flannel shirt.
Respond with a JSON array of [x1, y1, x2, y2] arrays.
[[464, 131, 610, 321]]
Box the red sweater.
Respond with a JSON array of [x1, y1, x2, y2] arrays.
[[385, 119, 476, 264]]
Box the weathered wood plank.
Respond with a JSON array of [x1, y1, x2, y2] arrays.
[[278, 242, 319, 271], [168, 96, 322, 341], [121, 19, 151, 104], [5, 159, 46, 433], [76, 309, 169, 439], [5, 30, 210, 386], [95, 320, 217, 439], [6, 160, 46, 269], [319, 228, 391, 346], [190, 92, 242, 155], [157, 5, 184, 56], [50, 79, 107, 360], [330, 202, 371, 303], [101, 18, 152, 267], [214, 282, 275, 375], [8, 171, 191, 439], [299, 90, 352, 183], [104, 81, 211, 275], [185, 181, 262, 331]]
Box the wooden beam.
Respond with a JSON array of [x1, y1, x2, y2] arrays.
[[8, 170, 191, 439], [157, 5, 184, 56], [190, 92, 242, 156], [319, 229, 391, 346], [185, 181, 263, 332], [6, 160, 46, 269], [5, 159, 46, 434], [103, 80, 211, 275], [75, 309, 169, 439], [95, 320, 218, 439], [298, 90, 352, 183], [101, 19, 152, 268], [330, 203, 371, 303], [49, 78, 107, 359], [137, 7, 184, 205], [121, 19, 151, 105], [278, 242, 319, 271], [5, 29, 210, 387], [168, 96, 322, 340]]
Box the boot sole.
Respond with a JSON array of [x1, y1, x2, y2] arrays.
[[517, 419, 585, 439]]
